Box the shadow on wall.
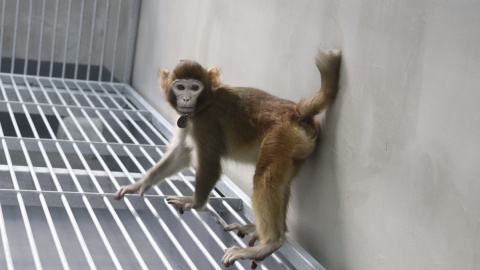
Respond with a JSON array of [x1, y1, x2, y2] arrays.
[[290, 64, 348, 269]]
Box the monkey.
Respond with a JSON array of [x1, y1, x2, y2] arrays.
[[114, 49, 342, 267]]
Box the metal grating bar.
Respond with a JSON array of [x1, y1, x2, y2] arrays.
[[10, 0, 19, 74], [41, 78, 160, 269], [0, 0, 139, 83], [86, 0, 98, 81], [0, 125, 42, 269], [57, 80, 173, 269], [36, 0, 47, 77], [0, 72, 324, 270], [1, 75, 96, 269], [110, 0, 122, 83], [49, 0, 60, 78], [98, 0, 111, 82], [61, 0, 72, 79], [0, 201, 14, 269], [73, 0, 85, 81], [0, 0, 6, 72], [23, 0, 33, 75], [10, 75, 69, 268]]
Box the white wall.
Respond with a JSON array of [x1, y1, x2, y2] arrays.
[[132, 1, 480, 269]]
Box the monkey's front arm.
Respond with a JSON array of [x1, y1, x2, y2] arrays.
[[166, 148, 222, 213], [114, 127, 192, 200]]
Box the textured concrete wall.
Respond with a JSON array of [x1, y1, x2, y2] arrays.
[[132, 1, 480, 269]]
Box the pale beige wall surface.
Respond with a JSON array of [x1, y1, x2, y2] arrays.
[[131, 1, 480, 269]]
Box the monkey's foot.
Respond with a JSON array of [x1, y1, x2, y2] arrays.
[[166, 196, 195, 214], [222, 239, 284, 267], [114, 181, 152, 200], [224, 223, 259, 246]]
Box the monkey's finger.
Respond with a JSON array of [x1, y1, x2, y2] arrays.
[[248, 233, 258, 247], [165, 197, 177, 204], [115, 185, 140, 199], [237, 231, 245, 238], [224, 223, 240, 232], [178, 207, 184, 214], [251, 261, 258, 269], [114, 188, 125, 200], [139, 185, 149, 196]]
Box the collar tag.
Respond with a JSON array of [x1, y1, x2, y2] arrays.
[[177, 115, 188, 128]]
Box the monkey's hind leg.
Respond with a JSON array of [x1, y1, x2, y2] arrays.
[[222, 132, 294, 267]]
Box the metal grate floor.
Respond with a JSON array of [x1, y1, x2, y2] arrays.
[[0, 73, 323, 270]]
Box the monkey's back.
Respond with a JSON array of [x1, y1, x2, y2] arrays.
[[233, 87, 297, 125], [198, 86, 317, 162]]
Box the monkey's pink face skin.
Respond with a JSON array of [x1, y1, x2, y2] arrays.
[[171, 79, 204, 113]]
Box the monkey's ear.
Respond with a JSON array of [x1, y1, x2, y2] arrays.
[[208, 67, 221, 89], [159, 68, 170, 91]]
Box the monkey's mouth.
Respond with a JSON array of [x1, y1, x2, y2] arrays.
[[178, 106, 195, 113]]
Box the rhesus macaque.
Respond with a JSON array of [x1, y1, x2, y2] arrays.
[[114, 50, 342, 267]]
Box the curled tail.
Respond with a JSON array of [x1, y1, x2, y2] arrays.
[[295, 49, 342, 118]]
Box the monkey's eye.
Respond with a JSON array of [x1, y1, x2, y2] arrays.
[[177, 84, 185, 90], [191, 85, 200, 91]]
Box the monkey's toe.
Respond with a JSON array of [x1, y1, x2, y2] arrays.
[[222, 246, 242, 267], [165, 196, 195, 214], [224, 223, 256, 234], [224, 223, 258, 245]]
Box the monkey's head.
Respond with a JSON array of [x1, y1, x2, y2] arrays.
[[159, 60, 221, 115]]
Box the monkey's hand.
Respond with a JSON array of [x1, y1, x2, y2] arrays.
[[114, 180, 152, 200], [166, 196, 196, 214], [224, 223, 259, 247]]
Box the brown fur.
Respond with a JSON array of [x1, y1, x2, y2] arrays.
[[115, 49, 342, 266]]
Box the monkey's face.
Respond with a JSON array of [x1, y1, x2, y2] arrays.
[[160, 61, 220, 115], [170, 79, 205, 114]]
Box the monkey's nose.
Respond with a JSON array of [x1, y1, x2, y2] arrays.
[[183, 98, 190, 102]]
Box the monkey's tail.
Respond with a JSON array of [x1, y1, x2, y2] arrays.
[[295, 49, 342, 119]]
